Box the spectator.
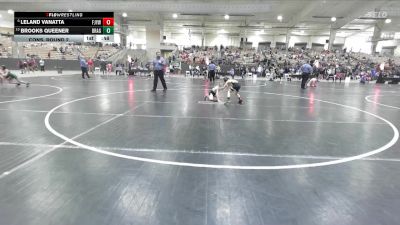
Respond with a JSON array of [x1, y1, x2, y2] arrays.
[[229, 67, 235, 79], [100, 59, 107, 75], [39, 59, 45, 72], [87, 58, 94, 75], [18, 60, 24, 74], [115, 64, 123, 75], [107, 63, 112, 74]]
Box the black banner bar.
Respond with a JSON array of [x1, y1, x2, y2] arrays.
[[14, 19, 107, 26], [14, 26, 107, 35], [14, 12, 114, 18]]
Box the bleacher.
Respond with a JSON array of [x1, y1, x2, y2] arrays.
[[0, 36, 122, 61], [0, 36, 12, 58], [77, 45, 98, 59], [128, 49, 147, 63], [96, 45, 120, 60], [22, 43, 79, 60]]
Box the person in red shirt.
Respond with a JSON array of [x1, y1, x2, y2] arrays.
[[106, 63, 112, 74], [87, 58, 94, 75]]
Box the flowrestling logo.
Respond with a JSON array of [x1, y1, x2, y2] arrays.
[[364, 11, 388, 19]]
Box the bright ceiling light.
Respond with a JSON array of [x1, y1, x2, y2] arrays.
[[224, 14, 229, 20], [277, 15, 283, 21], [122, 12, 128, 18], [218, 29, 227, 34], [385, 18, 392, 24], [256, 30, 265, 35], [68, 9, 73, 12], [0, 14, 2, 18], [7, 9, 14, 14], [173, 13, 178, 19], [181, 28, 189, 34], [300, 30, 305, 34], [331, 17, 337, 22]]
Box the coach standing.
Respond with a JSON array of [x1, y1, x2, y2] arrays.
[[151, 52, 167, 92], [79, 56, 90, 79], [300, 60, 314, 89]]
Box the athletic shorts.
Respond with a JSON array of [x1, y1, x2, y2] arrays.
[[231, 83, 241, 92], [209, 90, 217, 97], [5, 73, 17, 80]]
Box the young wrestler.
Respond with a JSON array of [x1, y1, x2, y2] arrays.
[[204, 84, 222, 102], [307, 77, 318, 87], [222, 77, 243, 104], [0, 65, 30, 87]]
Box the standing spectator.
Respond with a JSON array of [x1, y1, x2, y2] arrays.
[[18, 60, 24, 74], [27, 59, 34, 73], [48, 51, 51, 59], [23, 60, 28, 74], [106, 62, 112, 74], [188, 64, 193, 76], [100, 59, 107, 75], [208, 61, 216, 82], [151, 52, 167, 92], [87, 58, 94, 75], [257, 64, 263, 77], [251, 66, 256, 76], [216, 64, 221, 77], [240, 65, 247, 79], [39, 58, 45, 72], [229, 67, 235, 79], [115, 64, 122, 75], [79, 57, 90, 79], [300, 60, 314, 89]]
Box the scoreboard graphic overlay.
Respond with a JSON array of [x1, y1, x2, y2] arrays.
[[14, 12, 114, 42]]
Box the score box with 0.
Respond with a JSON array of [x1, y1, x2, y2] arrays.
[[103, 26, 114, 34], [102, 18, 114, 26]]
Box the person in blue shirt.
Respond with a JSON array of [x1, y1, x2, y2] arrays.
[[229, 68, 235, 79], [300, 60, 314, 89], [79, 56, 90, 79], [151, 52, 167, 92], [208, 61, 216, 82]]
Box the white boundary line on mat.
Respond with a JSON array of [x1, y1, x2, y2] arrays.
[[365, 95, 400, 110], [0, 84, 63, 104], [44, 89, 399, 170]]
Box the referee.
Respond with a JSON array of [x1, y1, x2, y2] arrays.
[[151, 52, 167, 92], [208, 61, 216, 82], [300, 60, 314, 89]]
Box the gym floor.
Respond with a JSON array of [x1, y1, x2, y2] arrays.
[[0, 74, 399, 225]]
